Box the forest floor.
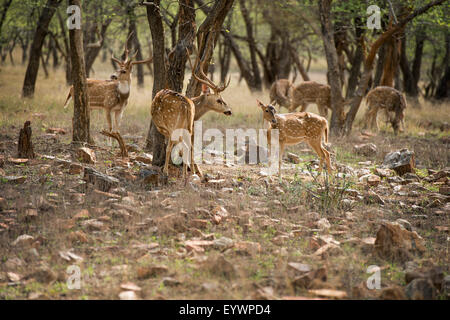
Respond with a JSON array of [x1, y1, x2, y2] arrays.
[[0, 64, 449, 300]]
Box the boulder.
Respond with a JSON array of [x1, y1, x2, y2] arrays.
[[405, 278, 437, 300], [354, 143, 377, 157], [374, 221, 426, 262], [382, 149, 415, 176]]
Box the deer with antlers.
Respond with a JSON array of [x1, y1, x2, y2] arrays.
[[257, 100, 332, 178], [150, 50, 232, 178], [63, 36, 152, 139]]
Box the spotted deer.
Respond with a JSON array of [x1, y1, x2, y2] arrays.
[[269, 79, 293, 109], [63, 39, 152, 136], [150, 50, 232, 178], [288, 81, 331, 117], [363, 86, 406, 135], [257, 100, 332, 178]]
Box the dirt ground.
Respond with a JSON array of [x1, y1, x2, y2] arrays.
[[0, 61, 449, 300]]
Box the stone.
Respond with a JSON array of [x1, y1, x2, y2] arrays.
[[119, 291, 139, 300], [354, 143, 377, 157], [374, 221, 426, 262], [234, 241, 261, 256], [30, 267, 57, 284], [287, 152, 301, 164], [3, 176, 27, 184], [374, 168, 394, 178], [137, 265, 168, 279], [317, 218, 331, 230], [213, 237, 234, 250], [288, 262, 312, 274], [308, 289, 347, 299], [405, 278, 437, 300], [84, 167, 119, 192], [12, 234, 34, 247], [382, 149, 415, 176], [81, 219, 107, 231], [77, 147, 96, 164], [379, 286, 407, 300], [359, 174, 381, 187]]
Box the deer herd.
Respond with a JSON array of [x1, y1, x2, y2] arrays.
[[63, 38, 407, 180]]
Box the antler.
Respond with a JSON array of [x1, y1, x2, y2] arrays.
[[123, 31, 134, 63], [132, 56, 153, 65], [111, 53, 122, 66], [186, 48, 230, 93]]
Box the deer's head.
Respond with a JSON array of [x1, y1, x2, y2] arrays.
[[187, 49, 232, 116], [111, 34, 152, 83], [257, 100, 277, 124]]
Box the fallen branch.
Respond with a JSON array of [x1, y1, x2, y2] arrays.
[[99, 130, 128, 158]]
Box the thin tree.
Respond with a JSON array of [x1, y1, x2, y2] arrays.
[[22, 0, 62, 98], [69, 0, 90, 143]]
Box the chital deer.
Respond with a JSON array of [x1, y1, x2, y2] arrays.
[[257, 100, 332, 178], [150, 50, 232, 178], [288, 81, 331, 117], [63, 39, 152, 137], [362, 86, 406, 135], [269, 79, 293, 109]]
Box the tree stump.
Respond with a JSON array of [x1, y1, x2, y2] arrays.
[[18, 121, 35, 159], [100, 130, 128, 158]]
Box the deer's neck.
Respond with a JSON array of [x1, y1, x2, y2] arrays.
[[117, 80, 131, 98], [192, 95, 210, 121]]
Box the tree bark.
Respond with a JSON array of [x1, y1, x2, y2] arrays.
[[22, 0, 62, 97], [18, 121, 35, 159], [144, 0, 167, 166], [318, 0, 345, 136], [69, 0, 90, 144], [185, 0, 235, 98]]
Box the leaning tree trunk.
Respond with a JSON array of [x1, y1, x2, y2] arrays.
[[346, 17, 365, 99], [22, 0, 62, 97], [69, 0, 90, 144]]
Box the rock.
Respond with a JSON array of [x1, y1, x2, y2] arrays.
[[354, 143, 377, 157], [81, 219, 107, 231], [395, 219, 412, 231], [234, 241, 261, 256], [374, 168, 394, 178], [439, 186, 450, 196], [137, 265, 168, 279], [405, 278, 437, 300], [190, 219, 209, 229], [382, 149, 415, 176], [364, 191, 385, 205], [403, 173, 420, 182], [120, 282, 142, 291], [7, 272, 21, 282], [185, 240, 214, 253], [374, 221, 426, 262], [68, 231, 88, 243], [84, 168, 119, 192], [0, 197, 6, 211], [443, 276, 450, 299], [139, 168, 163, 185], [59, 250, 83, 262], [213, 237, 234, 250], [287, 152, 301, 164], [405, 267, 444, 291], [205, 254, 236, 280], [3, 176, 27, 184], [288, 262, 312, 274], [308, 289, 347, 299], [119, 291, 139, 300], [359, 174, 381, 187], [161, 277, 181, 287], [12, 234, 34, 247], [73, 209, 90, 221], [135, 154, 152, 164], [207, 179, 227, 188], [379, 286, 407, 300], [30, 267, 57, 284], [317, 218, 331, 230], [46, 127, 66, 135], [69, 163, 83, 175], [77, 147, 96, 164]]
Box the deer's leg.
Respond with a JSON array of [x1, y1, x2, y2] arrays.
[[164, 140, 174, 176], [105, 110, 113, 146], [318, 104, 328, 118], [308, 139, 326, 173], [299, 103, 307, 113], [114, 109, 123, 134]]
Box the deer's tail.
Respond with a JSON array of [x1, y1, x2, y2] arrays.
[[63, 88, 73, 109], [324, 123, 329, 144]]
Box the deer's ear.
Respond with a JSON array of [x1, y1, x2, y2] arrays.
[[201, 84, 210, 94], [256, 99, 265, 108]]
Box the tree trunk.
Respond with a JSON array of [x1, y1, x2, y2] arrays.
[[18, 121, 35, 159], [84, 18, 112, 77], [185, 0, 235, 98], [346, 18, 364, 99], [22, 0, 62, 97], [318, 0, 345, 136], [69, 0, 90, 144], [238, 0, 262, 91], [0, 0, 13, 61], [144, 0, 167, 166]]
